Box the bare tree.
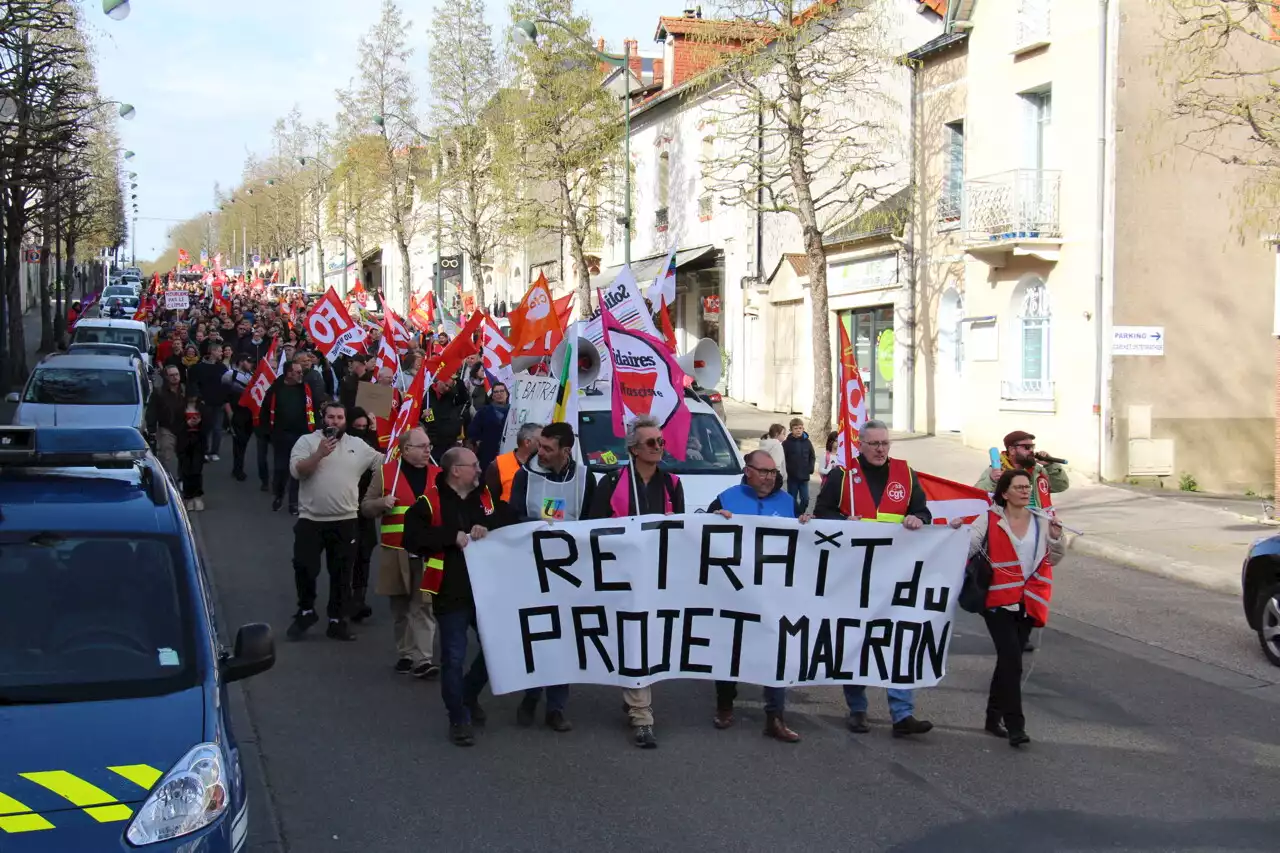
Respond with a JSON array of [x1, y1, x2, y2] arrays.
[[697, 0, 900, 434]]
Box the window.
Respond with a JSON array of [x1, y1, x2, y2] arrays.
[[1003, 276, 1052, 400], [578, 410, 742, 476], [1022, 90, 1051, 171], [1015, 0, 1051, 50], [25, 368, 139, 405], [657, 151, 670, 231], [938, 121, 964, 230], [700, 137, 715, 220]]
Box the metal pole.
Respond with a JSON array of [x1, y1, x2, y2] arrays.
[[343, 179, 350, 296], [623, 40, 631, 267]]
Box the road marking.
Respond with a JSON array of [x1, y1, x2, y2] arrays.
[[0, 792, 55, 833], [19, 771, 132, 823]]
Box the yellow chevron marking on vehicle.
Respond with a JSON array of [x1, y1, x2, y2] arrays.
[[19, 771, 133, 823], [107, 764, 163, 790], [0, 791, 55, 833]]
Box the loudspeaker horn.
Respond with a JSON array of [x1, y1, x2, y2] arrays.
[[550, 335, 601, 387], [511, 355, 545, 373], [677, 337, 722, 390]]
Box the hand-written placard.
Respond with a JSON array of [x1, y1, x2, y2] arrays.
[[467, 515, 968, 694], [499, 374, 560, 453], [164, 291, 189, 310]]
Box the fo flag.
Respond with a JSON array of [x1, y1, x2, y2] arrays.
[[239, 340, 280, 426], [835, 321, 868, 468], [599, 300, 691, 460], [917, 472, 991, 526], [305, 287, 366, 362]]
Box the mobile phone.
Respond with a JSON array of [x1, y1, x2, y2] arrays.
[[323, 426, 337, 439]]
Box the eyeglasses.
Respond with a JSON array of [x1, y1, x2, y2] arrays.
[[862, 441, 890, 449], [746, 465, 778, 476], [642, 437, 666, 449], [451, 461, 481, 469], [404, 443, 430, 451]]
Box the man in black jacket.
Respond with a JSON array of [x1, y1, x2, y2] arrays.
[[221, 352, 261, 485], [781, 418, 816, 514], [187, 341, 229, 462], [403, 446, 512, 747], [339, 354, 371, 410], [260, 359, 317, 514], [424, 375, 470, 452]]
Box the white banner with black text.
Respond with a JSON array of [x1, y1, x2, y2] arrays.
[[466, 515, 968, 694]]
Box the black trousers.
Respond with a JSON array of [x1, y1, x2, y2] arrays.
[[272, 431, 302, 508], [982, 607, 1034, 732], [352, 515, 377, 608], [231, 414, 253, 477], [179, 438, 204, 499], [292, 517, 357, 620]]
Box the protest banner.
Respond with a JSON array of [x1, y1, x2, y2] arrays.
[[499, 374, 560, 453], [164, 290, 189, 310], [467, 514, 968, 694], [582, 266, 660, 383]]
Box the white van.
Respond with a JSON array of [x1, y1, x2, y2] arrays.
[[70, 318, 152, 371]]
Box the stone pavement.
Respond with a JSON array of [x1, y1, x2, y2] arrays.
[[722, 397, 1272, 595]]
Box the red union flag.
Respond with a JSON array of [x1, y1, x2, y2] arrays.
[[305, 287, 365, 361], [383, 307, 412, 353], [917, 472, 992, 526], [835, 320, 868, 469], [239, 341, 280, 426], [385, 366, 427, 462], [600, 299, 691, 460]]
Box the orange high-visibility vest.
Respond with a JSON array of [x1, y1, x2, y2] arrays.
[[838, 458, 912, 522], [495, 451, 521, 502], [983, 510, 1054, 626]]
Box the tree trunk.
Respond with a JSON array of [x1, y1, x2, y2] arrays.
[[396, 229, 412, 318], [3, 203, 28, 386], [561, 179, 591, 319], [58, 229, 75, 342], [469, 223, 485, 310], [37, 201, 53, 354]]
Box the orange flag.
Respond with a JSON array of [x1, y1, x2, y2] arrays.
[[508, 272, 563, 357], [553, 292, 575, 330], [658, 299, 677, 353]]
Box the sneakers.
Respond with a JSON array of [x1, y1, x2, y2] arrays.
[[633, 724, 658, 749], [184, 499, 195, 512], [394, 658, 413, 675], [984, 713, 1008, 739], [713, 707, 735, 729], [232, 471, 247, 482], [192, 497, 204, 512], [1008, 730, 1031, 748], [764, 712, 801, 743], [325, 620, 356, 641], [516, 696, 538, 727], [892, 716, 933, 738], [209, 454, 220, 462], [271, 497, 283, 512], [449, 723, 475, 747], [545, 710, 573, 733], [286, 610, 318, 640], [412, 661, 439, 680], [466, 700, 487, 726], [847, 712, 870, 734]]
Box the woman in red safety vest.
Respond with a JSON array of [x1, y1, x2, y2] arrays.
[[964, 468, 1066, 748]]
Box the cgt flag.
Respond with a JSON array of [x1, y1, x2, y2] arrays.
[[239, 340, 280, 426], [835, 320, 868, 468], [917, 472, 991, 526], [599, 300, 691, 460]]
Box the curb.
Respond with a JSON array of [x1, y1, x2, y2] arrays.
[[1066, 533, 1241, 596]]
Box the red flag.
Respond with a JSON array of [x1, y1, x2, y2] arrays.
[[835, 320, 867, 468], [410, 290, 437, 331], [304, 286, 365, 361], [553, 292, 575, 330], [385, 366, 427, 462], [213, 291, 231, 315], [239, 341, 280, 426], [383, 307, 412, 353], [375, 315, 401, 380], [917, 472, 992, 526], [423, 310, 484, 382], [658, 299, 677, 353], [508, 272, 562, 356]]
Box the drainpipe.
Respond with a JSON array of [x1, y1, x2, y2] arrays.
[[905, 53, 919, 435], [1093, 0, 1112, 482]]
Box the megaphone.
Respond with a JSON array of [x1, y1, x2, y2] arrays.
[[677, 337, 722, 389], [551, 335, 601, 387], [511, 355, 545, 373]]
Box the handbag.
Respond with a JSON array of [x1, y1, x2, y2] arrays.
[[958, 534, 992, 614]]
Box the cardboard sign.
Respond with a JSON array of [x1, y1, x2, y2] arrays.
[[165, 291, 189, 310], [356, 381, 396, 422]]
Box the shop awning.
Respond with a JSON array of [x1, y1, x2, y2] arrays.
[[590, 245, 717, 289]]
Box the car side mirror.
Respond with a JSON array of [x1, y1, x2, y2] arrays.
[[5, 392, 18, 403], [221, 622, 275, 684]]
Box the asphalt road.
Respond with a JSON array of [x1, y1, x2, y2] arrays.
[[194, 452, 1280, 853]]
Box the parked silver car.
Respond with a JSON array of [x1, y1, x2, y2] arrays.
[[7, 353, 148, 430]]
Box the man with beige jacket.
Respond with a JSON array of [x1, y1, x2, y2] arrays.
[[361, 427, 440, 678]]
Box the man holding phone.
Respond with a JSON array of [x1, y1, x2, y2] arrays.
[[287, 401, 383, 642]]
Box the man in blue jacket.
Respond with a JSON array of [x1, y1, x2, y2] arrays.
[[707, 449, 811, 742]]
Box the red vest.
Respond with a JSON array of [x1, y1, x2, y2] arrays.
[[983, 510, 1054, 626], [838, 458, 912, 522], [379, 460, 438, 550], [416, 483, 495, 595], [267, 381, 315, 432]]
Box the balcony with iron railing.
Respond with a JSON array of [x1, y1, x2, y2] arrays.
[[961, 169, 1062, 262]]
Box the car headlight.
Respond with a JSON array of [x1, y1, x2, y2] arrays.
[[125, 743, 228, 845]]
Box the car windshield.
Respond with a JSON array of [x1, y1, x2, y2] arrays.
[[72, 326, 148, 352], [579, 410, 742, 475], [0, 535, 197, 703], [107, 296, 139, 308], [24, 368, 138, 405]]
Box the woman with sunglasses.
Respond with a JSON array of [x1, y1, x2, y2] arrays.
[[587, 414, 685, 751]]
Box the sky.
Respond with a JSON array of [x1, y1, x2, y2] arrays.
[[90, 0, 671, 264]]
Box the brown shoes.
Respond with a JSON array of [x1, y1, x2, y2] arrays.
[[764, 712, 801, 743], [713, 707, 735, 729]]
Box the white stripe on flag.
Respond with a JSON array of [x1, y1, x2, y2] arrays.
[[926, 498, 990, 522]]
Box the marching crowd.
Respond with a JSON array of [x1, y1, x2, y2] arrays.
[[112, 274, 1071, 752]]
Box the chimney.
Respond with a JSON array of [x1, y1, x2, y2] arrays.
[[653, 57, 665, 88], [624, 38, 640, 77], [683, 7, 697, 17]]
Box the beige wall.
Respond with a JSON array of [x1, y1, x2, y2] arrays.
[[1109, 0, 1274, 493]]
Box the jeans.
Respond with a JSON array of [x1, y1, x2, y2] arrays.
[[523, 685, 569, 714], [155, 427, 180, 484], [202, 404, 224, 456], [982, 607, 1034, 732], [272, 431, 302, 509], [715, 681, 786, 714], [437, 607, 489, 726], [843, 685, 914, 724], [787, 477, 811, 514], [292, 517, 356, 620]]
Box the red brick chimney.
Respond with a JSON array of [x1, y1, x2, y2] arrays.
[[624, 38, 640, 77], [652, 57, 664, 87]]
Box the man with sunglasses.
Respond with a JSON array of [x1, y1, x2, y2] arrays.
[[814, 419, 934, 739], [707, 449, 811, 743], [587, 415, 685, 750]]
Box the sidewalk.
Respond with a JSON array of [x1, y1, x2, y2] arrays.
[[722, 398, 1267, 595], [0, 303, 55, 423]]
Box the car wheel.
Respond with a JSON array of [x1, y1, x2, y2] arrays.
[[1255, 582, 1280, 666]]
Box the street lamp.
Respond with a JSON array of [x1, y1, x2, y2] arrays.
[[117, 103, 136, 121], [103, 0, 130, 21], [372, 111, 440, 315], [514, 18, 633, 264]]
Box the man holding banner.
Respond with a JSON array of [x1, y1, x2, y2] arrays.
[[587, 415, 686, 749], [814, 419, 934, 738]]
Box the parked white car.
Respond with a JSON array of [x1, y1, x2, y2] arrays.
[[8, 353, 148, 430], [69, 318, 152, 371]]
